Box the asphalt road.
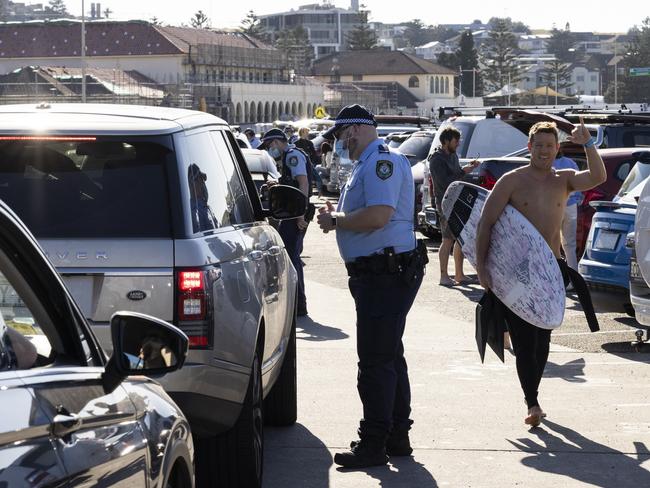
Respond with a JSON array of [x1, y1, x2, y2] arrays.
[[302, 197, 650, 355], [263, 200, 650, 487]]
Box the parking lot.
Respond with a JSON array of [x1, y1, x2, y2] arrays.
[[263, 205, 650, 487]]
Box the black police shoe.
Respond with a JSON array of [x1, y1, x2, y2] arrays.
[[334, 440, 388, 468], [350, 433, 412, 457]]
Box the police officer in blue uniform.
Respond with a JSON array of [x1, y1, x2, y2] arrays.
[[262, 128, 311, 316], [317, 105, 428, 468]]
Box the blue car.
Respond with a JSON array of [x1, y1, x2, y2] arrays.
[[579, 163, 650, 299]]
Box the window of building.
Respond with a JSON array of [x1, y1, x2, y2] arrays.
[[577, 75, 584, 82], [408, 76, 419, 88], [430, 77, 434, 93], [444, 77, 449, 93], [435, 77, 440, 93], [353, 74, 363, 81], [591, 75, 597, 82]]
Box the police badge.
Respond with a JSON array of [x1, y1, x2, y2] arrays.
[[376, 160, 393, 180]]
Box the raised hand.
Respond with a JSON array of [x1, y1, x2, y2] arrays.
[[568, 115, 591, 145]]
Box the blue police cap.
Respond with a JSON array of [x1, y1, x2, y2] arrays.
[[323, 104, 377, 139]]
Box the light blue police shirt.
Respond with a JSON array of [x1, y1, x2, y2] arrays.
[[284, 145, 307, 179], [336, 139, 416, 262]]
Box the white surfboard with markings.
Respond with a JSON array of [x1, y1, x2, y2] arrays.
[[441, 181, 565, 329]]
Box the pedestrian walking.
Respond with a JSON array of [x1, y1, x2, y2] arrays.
[[284, 125, 298, 144], [317, 104, 428, 468], [428, 126, 479, 286], [475, 119, 604, 427], [262, 128, 313, 316], [553, 150, 582, 273]]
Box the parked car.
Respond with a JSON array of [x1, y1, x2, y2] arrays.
[[0, 198, 194, 488], [0, 103, 307, 488], [627, 232, 650, 335], [560, 111, 650, 148], [632, 177, 650, 331], [578, 159, 650, 305]]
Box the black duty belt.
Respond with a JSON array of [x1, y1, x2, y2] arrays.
[[345, 241, 429, 277]]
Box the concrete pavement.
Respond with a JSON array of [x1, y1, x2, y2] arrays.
[[264, 278, 650, 487]]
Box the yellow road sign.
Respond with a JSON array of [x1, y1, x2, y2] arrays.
[[314, 106, 327, 119]]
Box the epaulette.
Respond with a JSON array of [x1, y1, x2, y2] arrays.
[[378, 144, 390, 153]]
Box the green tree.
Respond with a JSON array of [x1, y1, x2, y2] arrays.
[[150, 16, 162, 26], [190, 10, 210, 29], [617, 17, 650, 103], [546, 26, 578, 63], [275, 26, 314, 75], [487, 17, 530, 34], [540, 60, 574, 97], [48, 0, 68, 15], [436, 52, 458, 71], [456, 30, 483, 96], [480, 18, 524, 93], [403, 19, 432, 47], [240, 10, 267, 41], [346, 5, 377, 50]]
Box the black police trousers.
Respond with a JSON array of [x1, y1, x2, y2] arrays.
[[279, 219, 306, 311], [348, 270, 423, 441]]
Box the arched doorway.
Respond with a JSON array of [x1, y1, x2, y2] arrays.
[[257, 103, 263, 122], [264, 102, 271, 122], [298, 102, 304, 117], [306, 103, 312, 118], [249, 101, 256, 122], [291, 102, 297, 117], [244, 101, 249, 122], [235, 103, 242, 123], [271, 101, 278, 121]]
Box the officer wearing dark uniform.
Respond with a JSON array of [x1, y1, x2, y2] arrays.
[[262, 128, 311, 316], [317, 105, 428, 468]]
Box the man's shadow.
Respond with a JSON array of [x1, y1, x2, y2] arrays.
[[336, 456, 439, 487], [507, 419, 650, 487], [543, 358, 587, 383], [297, 315, 349, 342], [264, 423, 332, 488]]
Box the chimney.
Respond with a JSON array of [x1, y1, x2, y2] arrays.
[[350, 0, 359, 11], [90, 3, 95, 18], [97, 3, 101, 18]]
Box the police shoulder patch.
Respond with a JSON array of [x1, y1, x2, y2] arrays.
[[288, 156, 299, 167], [376, 160, 393, 180]]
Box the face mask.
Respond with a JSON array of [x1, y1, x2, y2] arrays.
[[335, 137, 351, 164], [269, 147, 282, 160]]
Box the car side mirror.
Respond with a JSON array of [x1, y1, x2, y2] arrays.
[[102, 311, 189, 393], [266, 184, 308, 220]]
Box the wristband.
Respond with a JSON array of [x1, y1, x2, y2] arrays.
[[583, 137, 596, 148], [331, 216, 337, 227]]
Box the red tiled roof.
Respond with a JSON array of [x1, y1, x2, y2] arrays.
[[313, 50, 457, 76], [0, 20, 273, 59]]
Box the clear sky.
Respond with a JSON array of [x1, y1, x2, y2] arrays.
[[55, 0, 642, 33]]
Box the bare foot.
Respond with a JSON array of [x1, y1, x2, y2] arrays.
[[439, 276, 455, 287], [525, 406, 543, 427]]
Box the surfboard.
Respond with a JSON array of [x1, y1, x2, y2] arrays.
[[441, 181, 566, 329]]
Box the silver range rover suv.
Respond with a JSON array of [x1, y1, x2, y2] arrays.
[[0, 103, 305, 488]]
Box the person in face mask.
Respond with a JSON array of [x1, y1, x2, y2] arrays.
[[261, 128, 313, 316], [316, 105, 427, 469]]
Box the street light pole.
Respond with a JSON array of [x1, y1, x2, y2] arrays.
[[614, 38, 618, 105], [555, 72, 558, 105], [81, 0, 86, 102]]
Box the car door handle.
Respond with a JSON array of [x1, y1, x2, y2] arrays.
[[51, 413, 82, 437], [249, 250, 264, 261], [267, 246, 282, 256]]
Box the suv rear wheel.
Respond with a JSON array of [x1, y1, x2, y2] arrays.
[[196, 349, 264, 488], [264, 312, 297, 426]]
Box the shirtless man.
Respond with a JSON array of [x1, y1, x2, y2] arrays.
[[475, 117, 606, 427]]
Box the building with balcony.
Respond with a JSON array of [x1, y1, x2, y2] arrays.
[[259, 2, 362, 59]]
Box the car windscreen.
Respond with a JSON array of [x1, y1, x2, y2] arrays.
[[430, 121, 476, 158], [617, 161, 650, 198], [0, 136, 174, 238], [398, 135, 433, 162]]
